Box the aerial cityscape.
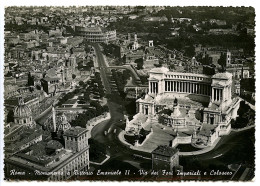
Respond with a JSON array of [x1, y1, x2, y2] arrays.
[[3, 6, 255, 181]]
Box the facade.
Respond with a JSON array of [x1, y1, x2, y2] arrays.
[[41, 77, 60, 95], [126, 67, 241, 148], [226, 51, 231, 66], [137, 67, 240, 124], [194, 123, 219, 146], [75, 26, 116, 43], [226, 65, 250, 79], [152, 145, 179, 172]]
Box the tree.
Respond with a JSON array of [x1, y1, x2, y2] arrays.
[[203, 65, 215, 75], [102, 105, 109, 112], [79, 81, 84, 87], [135, 58, 144, 70], [83, 91, 90, 101], [72, 74, 76, 79], [218, 52, 227, 72], [85, 45, 91, 53], [7, 110, 14, 123], [185, 45, 195, 57], [240, 78, 255, 92], [90, 101, 103, 115], [27, 72, 35, 86], [122, 54, 126, 63]]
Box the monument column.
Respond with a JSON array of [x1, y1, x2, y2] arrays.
[[139, 103, 142, 113], [212, 88, 215, 101]]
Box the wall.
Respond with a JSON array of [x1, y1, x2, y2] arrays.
[[172, 135, 192, 147]]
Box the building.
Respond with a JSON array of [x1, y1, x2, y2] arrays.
[[4, 97, 39, 157], [152, 145, 179, 172], [41, 76, 60, 95], [75, 26, 116, 43], [226, 64, 250, 79], [5, 124, 89, 181], [5, 94, 90, 181], [125, 67, 241, 149], [194, 123, 218, 146], [13, 97, 34, 128]]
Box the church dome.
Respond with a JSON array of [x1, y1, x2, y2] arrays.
[[13, 97, 32, 119], [57, 113, 71, 132]]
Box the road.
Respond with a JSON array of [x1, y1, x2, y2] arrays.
[[90, 44, 151, 172], [181, 127, 255, 180], [92, 43, 112, 94]]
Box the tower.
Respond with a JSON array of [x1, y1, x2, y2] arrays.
[[127, 33, 131, 41], [149, 40, 154, 47], [63, 127, 88, 152], [152, 146, 179, 172], [132, 33, 139, 50], [226, 50, 231, 67], [134, 33, 137, 42], [52, 105, 56, 132], [57, 113, 71, 132]]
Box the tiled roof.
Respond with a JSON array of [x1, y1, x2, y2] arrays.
[[152, 145, 178, 157], [63, 126, 88, 137]]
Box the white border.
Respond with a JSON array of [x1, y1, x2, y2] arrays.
[[0, 0, 258, 186]]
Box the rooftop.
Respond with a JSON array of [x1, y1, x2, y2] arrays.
[[43, 76, 60, 82], [63, 126, 88, 137], [150, 67, 169, 74], [152, 145, 179, 157], [212, 72, 232, 80], [197, 123, 217, 137]]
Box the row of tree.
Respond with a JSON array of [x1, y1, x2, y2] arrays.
[[70, 101, 109, 128], [111, 69, 131, 98]]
